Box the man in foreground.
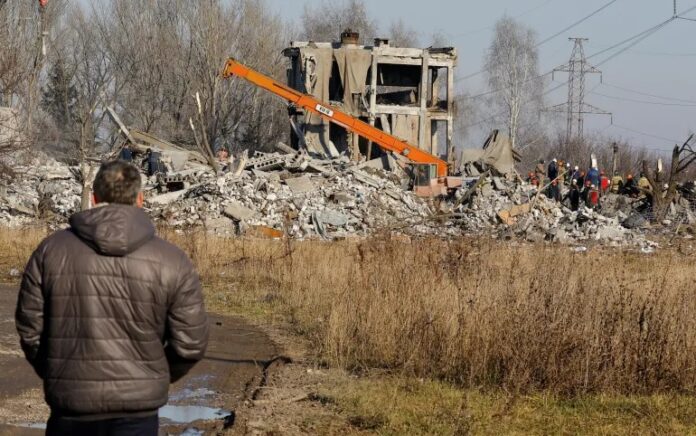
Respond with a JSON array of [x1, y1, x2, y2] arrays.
[[16, 160, 209, 435]]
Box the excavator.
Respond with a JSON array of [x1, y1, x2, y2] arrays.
[[221, 58, 460, 196]]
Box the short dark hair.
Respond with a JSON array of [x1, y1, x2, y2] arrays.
[[93, 160, 142, 205]]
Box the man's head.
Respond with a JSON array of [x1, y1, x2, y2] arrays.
[[92, 160, 144, 207]]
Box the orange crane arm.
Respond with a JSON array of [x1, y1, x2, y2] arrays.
[[222, 58, 448, 177]]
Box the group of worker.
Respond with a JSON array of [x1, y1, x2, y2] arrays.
[[118, 144, 168, 177], [527, 158, 652, 212]]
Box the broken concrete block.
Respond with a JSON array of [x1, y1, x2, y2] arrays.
[[492, 177, 507, 191], [509, 203, 531, 217], [596, 226, 625, 241], [223, 201, 257, 221], [316, 209, 349, 227], [480, 183, 494, 197], [330, 191, 354, 205], [497, 210, 514, 226], [350, 169, 381, 188], [285, 175, 314, 194], [8, 202, 35, 216], [622, 213, 648, 229]]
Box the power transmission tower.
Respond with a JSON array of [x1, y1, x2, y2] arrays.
[[547, 38, 612, 143]]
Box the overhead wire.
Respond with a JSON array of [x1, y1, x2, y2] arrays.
[[458, 3, 696, 145], [589, 90, 696, 107], [536, 0, 618, 47], [588, 4, 696, 64], [601, 82, 696, 104], [609, 124, 682, 145], [593, 21, 674, 66], [461, 4, 696, 101], [455, 0, 620, 82], [586, 45, 696, 56], [450, 0, 556, 38]]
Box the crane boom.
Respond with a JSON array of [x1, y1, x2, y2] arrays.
[[222, 58, 448, 177]]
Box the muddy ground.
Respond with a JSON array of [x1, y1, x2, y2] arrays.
[[0, 284, 291, 435]]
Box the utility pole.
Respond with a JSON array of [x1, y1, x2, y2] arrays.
[[611, 142, 618, 176], [546, 38, 612, 143]]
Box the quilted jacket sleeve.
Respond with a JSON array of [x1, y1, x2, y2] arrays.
[[165, 253, 209, 382], [15, 244, 47, 379]]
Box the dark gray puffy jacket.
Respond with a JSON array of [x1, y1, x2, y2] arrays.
[[15, 204, 208, 417]]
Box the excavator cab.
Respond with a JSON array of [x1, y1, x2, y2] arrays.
[[411, 163, 450, 197], [412, 164, 438, 187]]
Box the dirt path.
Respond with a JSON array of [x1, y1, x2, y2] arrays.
[[0, 284, 283, 435]]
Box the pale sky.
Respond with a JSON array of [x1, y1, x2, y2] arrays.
[[266, 0, 696, 153]]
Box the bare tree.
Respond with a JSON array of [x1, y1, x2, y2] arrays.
[[46, 6, 114, 209], [300, 0, 377, 44], [0, 0, 67, 153], [642, 136, 696, 222], [3, 0, 292, 167], [484, 16, 543, 150], [388, 18, 419, 47], [94, 0, 288, 154]]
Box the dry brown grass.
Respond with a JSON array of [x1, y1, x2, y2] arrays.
[[161, 230, 696, 396], [3, 227, 696, 395], [0, 227, 47, 278]]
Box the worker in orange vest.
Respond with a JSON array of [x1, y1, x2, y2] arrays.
[[587, 184, 600, 209], [600, 170, 611, 194]]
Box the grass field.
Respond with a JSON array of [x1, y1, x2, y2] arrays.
[[3, 227, 696, 434]]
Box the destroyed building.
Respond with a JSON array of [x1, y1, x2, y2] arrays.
[[283, 30, 457, 164]]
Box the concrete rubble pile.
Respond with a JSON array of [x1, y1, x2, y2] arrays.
[[0, 145, 682, 249], [0, 151, 81, 227], [451, 176, 657, 248], [145, 150, 447, 239]]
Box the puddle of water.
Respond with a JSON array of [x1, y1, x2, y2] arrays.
[[16, 405, 229, 431], [16, 422, 47, 429], [159, 405, 231, 424], [169, 387, 216, 402]]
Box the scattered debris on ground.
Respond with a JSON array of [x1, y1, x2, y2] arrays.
[[2, 137, 694, 250]]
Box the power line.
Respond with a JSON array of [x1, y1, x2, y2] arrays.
[[587, 4, 696, 64], [610, 123, 681, 144], [594, 21, 674, 66], [589, 90, 696, 107], [455, 0, 618, 82], [586, 45, 696, 56], [536, 0, 618, 47], [465, 72, 552, 100], [602, 82, 696, 104], [585, 21, 671, 61], [450, 0, 556, 38], [459, 4, 696, 107]]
